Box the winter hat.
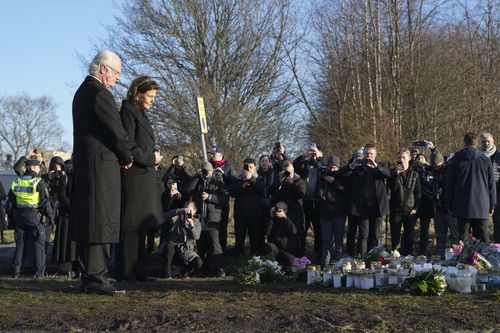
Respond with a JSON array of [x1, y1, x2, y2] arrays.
[[430, 152, 444, 166], [327, 155, 341, 167], [210, 145, 224, 154], [201, 161, 213, 171]]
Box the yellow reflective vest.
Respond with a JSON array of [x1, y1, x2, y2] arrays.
[[11, 177, 42, 208]]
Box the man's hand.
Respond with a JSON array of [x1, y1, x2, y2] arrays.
[[201, 192, 209, 201], [410, 209, 417, 215], [122, 162, 133, 170], [215, 167, 225, 174], [425, 140, 435, 149], [350, 159, 362, 169], [275, 210, 286, 219], [170, 188, 180, 197], [242, 170, 253, 180], [490, 209, 494, 216], [154, 151, 163, 165], [366, 158, 378, 168]]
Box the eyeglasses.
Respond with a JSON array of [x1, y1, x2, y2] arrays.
[[103, 64, 121, 77]]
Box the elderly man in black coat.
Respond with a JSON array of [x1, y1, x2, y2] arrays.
[[71, 50, 133, 294], [447, 132, 496, 242]]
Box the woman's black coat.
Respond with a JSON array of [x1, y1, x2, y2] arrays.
[[120, 100, 162, 232]]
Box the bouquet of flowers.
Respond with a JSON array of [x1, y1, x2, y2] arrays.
[[401, 269, 447, 296], [236, 256, 286, 285], [455, 236, 490, 268], [289, 256, 311, 282], [362, 246, 390, 266]]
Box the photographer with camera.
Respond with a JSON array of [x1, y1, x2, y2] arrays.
[[269, 160, 306, 256], [161, 201, 203, 278], [209, 145, 236, 253], [388, 148, 422, 255], [162, 155, 193, 195], [229, 158, 264, 256], [46, 156, 78, 277], [13, 148, 47, 177], [262, 201, 299, 267], [160, 179, 185, 244], [270, 142, 288, 176], [293, 143, 325, 260], [410, 140, 437, 255], [186, 161, 229, 277], [317, 155, 347, 267], [345, 143, 390, 255]]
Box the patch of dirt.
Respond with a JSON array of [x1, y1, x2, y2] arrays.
[[0, 277, 498, 332]]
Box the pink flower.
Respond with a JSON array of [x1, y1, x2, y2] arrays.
[[452, 245, 463, 256], [467, 251, 479, 266], [490, 243, 500, 249]]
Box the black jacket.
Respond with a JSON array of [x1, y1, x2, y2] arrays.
[[188, 174, 229, 224], [344, 163, 391, 217], [162, 165, 193, 196], [447, 147, 496, 219], [293, 155, 325, 200], [388, 168, 422, 214], [432, 164, 451, 213], [411, 162, 434, 219], [266, 215, 298, 255], [71, 76, 133, 243], [119, 100, 162, 232], [317, 171, 348, 219], [270, 175, 306, 228], [228, 176, 264, 217]]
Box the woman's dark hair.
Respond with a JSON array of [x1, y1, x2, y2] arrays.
[[126, 76, 159, 107]]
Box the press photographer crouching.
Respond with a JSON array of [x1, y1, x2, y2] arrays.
[[161, 201, 203, 278], [262, 201, 299, 267]]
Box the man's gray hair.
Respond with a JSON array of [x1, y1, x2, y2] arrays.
[[88, 50, 119, 75], [480, 132, 493, 140]]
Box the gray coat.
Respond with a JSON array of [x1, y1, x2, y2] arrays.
[[447, 147, 496, 219]]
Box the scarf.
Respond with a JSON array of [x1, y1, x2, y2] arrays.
[[211, 158, 226, 169], [481, 145, 497, 158]]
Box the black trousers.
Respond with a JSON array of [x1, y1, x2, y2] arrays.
[[78, 243, 111, 287], [457, 218, 489, 242], [114, 230, 148, 282], [434, 211, 459, 257], [418, 218, 432, 255], [303, 200, 321, 259], [219, 204, 230, 252], [13, 223, 46, 276], [390, 212, 416, 256], [198, 224, 224, 271], [262, 243, 296, 267], [346, 216, 382, 256], [234, 216, 263, 256]]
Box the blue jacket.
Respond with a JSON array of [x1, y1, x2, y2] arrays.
[[447, 147, 496, 219]]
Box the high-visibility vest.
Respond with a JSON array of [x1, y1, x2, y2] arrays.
[[11, 177, 42, 208]]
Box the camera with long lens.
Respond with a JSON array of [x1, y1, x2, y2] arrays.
[[54, 170, 64, 178], [283, 171, 291, 178]]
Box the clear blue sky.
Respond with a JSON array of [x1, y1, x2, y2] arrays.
[[0, 1, 122, 148]]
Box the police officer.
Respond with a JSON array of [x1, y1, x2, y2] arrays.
[[6, 159, 54, 278]]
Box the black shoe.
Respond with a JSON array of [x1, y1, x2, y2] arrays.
[[80, 282, 120, 296], [216, 268, 226, 277]]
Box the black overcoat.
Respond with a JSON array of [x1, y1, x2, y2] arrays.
[[119, 100, 162, 232], [71, 76, 133, 243], [447, 147, 496, 219]]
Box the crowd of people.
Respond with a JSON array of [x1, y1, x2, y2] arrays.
[[1, 50, 498, 296]]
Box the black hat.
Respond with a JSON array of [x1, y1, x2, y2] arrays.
[[25, 159, 40, 167], [327, 155, 341, 167], [430, 152, 444, 166]]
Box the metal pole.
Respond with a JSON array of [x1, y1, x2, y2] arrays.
[[200, 132, 208, 162]]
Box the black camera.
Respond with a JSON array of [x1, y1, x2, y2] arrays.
[[274, 142, 281, 150], [283, 171, 291, 178], [243, 164, 250, 172], [201, 169, 209, 177], [186, 212, 193, 219], [54, 170, 63, 178], [360, 159, 369, 166]]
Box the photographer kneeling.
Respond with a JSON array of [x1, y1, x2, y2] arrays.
[[161, 201, 203, 278], [262, 201, 299, 267]]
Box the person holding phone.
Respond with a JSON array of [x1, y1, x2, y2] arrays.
[[261, 201, 299, 267], [388, 148, 422, 255]]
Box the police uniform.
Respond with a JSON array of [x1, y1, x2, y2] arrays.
[[6, 159, 53, 278]]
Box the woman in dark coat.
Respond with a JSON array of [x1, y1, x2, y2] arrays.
[[115, 76, 163, 282]]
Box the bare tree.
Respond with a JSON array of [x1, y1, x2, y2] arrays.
[[99, 0, 298, 167], [0, 94, 63, 161]]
